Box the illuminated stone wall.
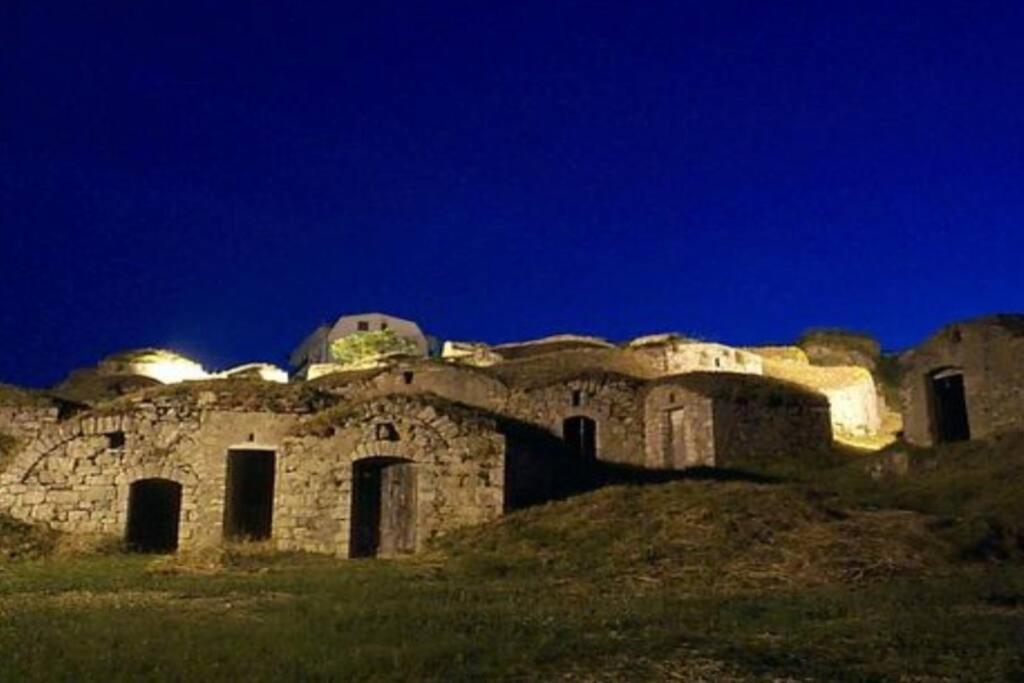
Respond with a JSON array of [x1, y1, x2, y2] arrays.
[[759, 356, 882, 438], [280, 395, 505, 554], [628, 339, 764, 376], [0, 389, 504, 556], [642, 374, 832, 469], [0, 405, 62, 444], [0, 401, 300, 549], [0, 340, 864, 555]]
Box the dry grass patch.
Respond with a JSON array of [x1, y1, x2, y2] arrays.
[[438, 480, 950, 594], [0, 514, 60, 562]]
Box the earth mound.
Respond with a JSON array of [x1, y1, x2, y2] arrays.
[[437, 479, 950, 593]]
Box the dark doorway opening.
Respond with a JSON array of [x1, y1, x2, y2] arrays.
[[126, 479, 182, 553], [929, 369, 971, 444], [350, 457, 417, 558], [224, 449, 276, 540], [563, 416, 597, 460]]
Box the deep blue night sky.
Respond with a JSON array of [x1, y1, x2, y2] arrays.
[[3, 2, 1023, 387]]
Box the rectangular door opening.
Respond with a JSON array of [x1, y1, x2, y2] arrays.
[[929, 370, 971, 444], [350, 457, 417, 558], [224, 449, 276, 541]]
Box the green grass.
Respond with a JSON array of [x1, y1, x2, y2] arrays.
[[1, 550, 1022, 681], [0, 513, 58, 561], [3, 435, 1024, 680]]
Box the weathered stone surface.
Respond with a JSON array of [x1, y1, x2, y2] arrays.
[[1, 343, 844, 556], [901, 315, 1024, 446]]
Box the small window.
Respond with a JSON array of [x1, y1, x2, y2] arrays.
[[381, 321, 389, 330], [375, 423, 399, 441], [402, 371, 414, 385], [357, 321, 369, 331], [107, 431, 126, 449], [951, 328, 962, 343], [668, 393, 676, 403], [571, 390, 583, 407], [714, 358, 722, 368]]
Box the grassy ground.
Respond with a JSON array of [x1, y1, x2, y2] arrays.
[[1, 547, 1021, 681], [2, 437, 1024, 681]]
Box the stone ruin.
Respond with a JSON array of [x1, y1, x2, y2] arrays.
[[900, 315, 1024, 447], [0, 318, 912, 559]]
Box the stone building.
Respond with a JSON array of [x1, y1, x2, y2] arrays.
[[901, 315, 1024, 446], [290, 313, 433, 376], [643, 374, 832, 469], [0, 382, 509, 557], [0, 329, 839, 558], [626, 334, 765, 376]]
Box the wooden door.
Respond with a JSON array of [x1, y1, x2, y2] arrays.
[[379, 462, 417, 556]]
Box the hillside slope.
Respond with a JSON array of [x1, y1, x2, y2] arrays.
[[821, 432, 1024, 558], [437, 479, 950, 593]]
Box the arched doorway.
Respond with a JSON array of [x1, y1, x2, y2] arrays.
[[126, 479, 182, 553], [350, 457, 417, 558], [929, 368, 971, 443], [563, 416, 597, 460], [223, 449, 276, 541]]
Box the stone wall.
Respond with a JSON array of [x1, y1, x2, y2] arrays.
[[629, 340, 764, 377], [760, 358, 881, 437], [506, 372, 646, 467], [901, 316, 1024, 446], [643, 374, 831, 469], [284, 395, 505, 554], [0, 406, 62, 445], [712, 391, 833, 466], [340, 361, 509, 412], [642, 382, 715, 468], [0, 389, 505, 557], [0, 332, 874, 556], [0, 399, 302, 549]]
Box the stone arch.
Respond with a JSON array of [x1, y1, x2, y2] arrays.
[[345, 398, 469, 463], [116, 462, 200, 543], [6, 411, 137, 484]]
